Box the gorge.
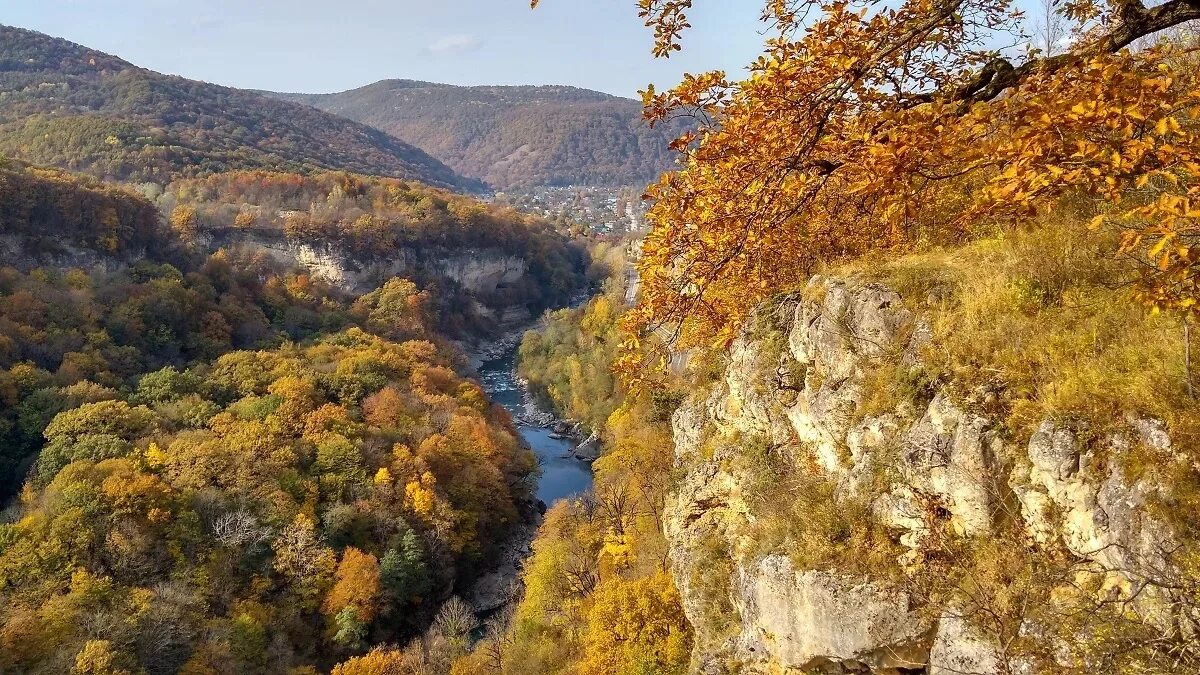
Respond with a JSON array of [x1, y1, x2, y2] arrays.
[[4, 3, 1200, 673], [477, 349, 592, 506]]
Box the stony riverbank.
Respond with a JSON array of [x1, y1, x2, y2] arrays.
[[458, 292, 593, 371], [465, 519, 539, 614], [457, 328, 529, 371], [462, 341, 597, 615], [461, 312, 601, 462], [508, 379, 603, 461]]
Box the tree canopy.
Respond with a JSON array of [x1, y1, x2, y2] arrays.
[[0, 329, 538, 672], [532, 0, 1200, 374]]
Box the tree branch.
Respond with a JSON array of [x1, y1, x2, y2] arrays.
[[955, 0, 1200, 104]]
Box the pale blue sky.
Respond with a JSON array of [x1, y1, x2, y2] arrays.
[[3, 0, 769, 98]]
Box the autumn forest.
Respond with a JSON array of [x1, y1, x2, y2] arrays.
[[3, 0, 1200, 673]]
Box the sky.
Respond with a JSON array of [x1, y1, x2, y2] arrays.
[[2, 0, 769, 98]]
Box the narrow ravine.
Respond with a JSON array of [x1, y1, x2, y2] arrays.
[[476, 347, 593, 504], [463, 342, 595, 616]]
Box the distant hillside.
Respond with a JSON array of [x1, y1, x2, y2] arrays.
[[0, 27, 480, 191], [0, 156, 173, 263], [162, 169, 586, 316], [268, 80, 681, 190]]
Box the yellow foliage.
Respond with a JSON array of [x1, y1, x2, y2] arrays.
[[330, 647, 409, 675], [601, 530, 636, 571], [573, 0, 1200, 385], [323, 547, 381, 623], [233, 210, 258, 228], [143, 442, 167, 469], [168, 205, 198, 242], [849, 219, 1198, 434], [577, 571, 691, 675], [404, 471, 438, 518], [71, 640, 131, 675]]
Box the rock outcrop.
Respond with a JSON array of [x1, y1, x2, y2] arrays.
[[664, 276, 1188, 673], [736, 556, 930, 673], [466, 519, 538, 615], [0, 233, 156, 272], [203, 227, 529, 297], [572, 432, 602, 462], [200, 227, 548, 358]]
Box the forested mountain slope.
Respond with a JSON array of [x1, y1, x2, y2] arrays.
[[0, 158, 585, 672], [0, 27, 480, 191], [161, 170, 587, 335], [268, 80, 680, 190]]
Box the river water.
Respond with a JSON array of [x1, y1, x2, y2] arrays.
[[476, 349, 593, 504]]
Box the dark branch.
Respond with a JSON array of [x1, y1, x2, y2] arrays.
[[955, 0, 1200, 104], [785, 0, 1200, 180]]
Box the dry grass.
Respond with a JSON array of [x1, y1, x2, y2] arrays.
[[738, 436, 906, 583], [845, 211, 1197, 443]]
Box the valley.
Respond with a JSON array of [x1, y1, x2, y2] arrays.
[[0, 111, 595, 671], [3, 2, 1200, 674]]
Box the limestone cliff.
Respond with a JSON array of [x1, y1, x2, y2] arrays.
[[0, 233, 164, 272], [665, 276, 1193, 674], [202, 227, 527, 296], [194, 227, 564, 353]]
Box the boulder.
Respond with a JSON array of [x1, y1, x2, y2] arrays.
[[736, 556, 930, 673], [573, 432, 601, 461], [929, 614, 1002, 675], [901, 393, 998, 537]]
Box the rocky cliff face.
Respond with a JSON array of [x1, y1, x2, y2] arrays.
[[0, 223, 537, 316], [198, 228, 542, 343], [664, 276, 1192, 674], [0, 233, 157, 272], [202, 228, 528, 297]]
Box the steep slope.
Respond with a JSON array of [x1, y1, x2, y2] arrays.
[[0, 156, 171, 265], [268, 80, 681, 190], [663, 230, 1200, 673], [0, 27, 480, 191], [465, 222, 1200, 674]]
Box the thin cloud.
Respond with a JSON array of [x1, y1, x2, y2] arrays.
[[426, 33, 483, 56]]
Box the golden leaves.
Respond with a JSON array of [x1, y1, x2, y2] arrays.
[[614, 0, 1200, 382]]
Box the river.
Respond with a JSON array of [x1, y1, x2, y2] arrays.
[[476, 348, 593, 504]]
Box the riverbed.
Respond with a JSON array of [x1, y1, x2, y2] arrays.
[[476, 348, 593, 504]]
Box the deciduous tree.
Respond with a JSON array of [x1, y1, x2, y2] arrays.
[[535, 0, 1200, 377], [324, 547, 382, 623]]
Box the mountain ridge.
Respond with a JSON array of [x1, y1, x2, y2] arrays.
[[266, 79, 682, 190], [271, 79, 628, 104], [0, 26, 482, 191]]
